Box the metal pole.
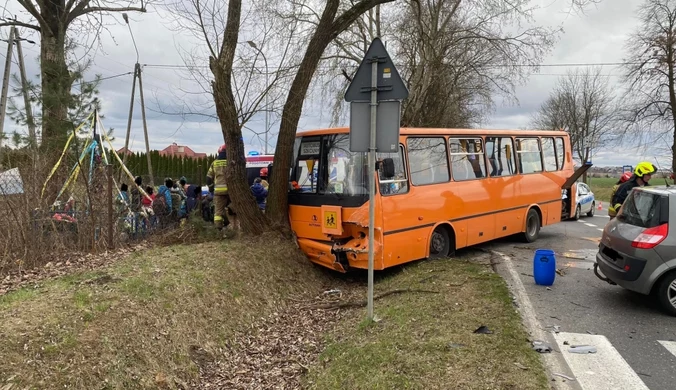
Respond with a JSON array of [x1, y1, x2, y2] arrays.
[[367, 57, 378, 320], [136, 64, 155, 186], [0, 26, 16, 161], [121, 64, 138, 181], [264, 61, 269, 155], [15, 34, 36, 150], [107, 164, 114, 249]]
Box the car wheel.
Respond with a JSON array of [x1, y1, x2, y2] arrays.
[[656, 271, 676, 316], [521, 209, 541, 243], [429, 227, 451, 259], [572, 205, 581, 220], [587, 202, 595, 217]]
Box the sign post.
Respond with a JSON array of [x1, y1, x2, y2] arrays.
[[345, 38, 408, 320]]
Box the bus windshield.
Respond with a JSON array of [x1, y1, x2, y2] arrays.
[[291, 134, 370, 196]]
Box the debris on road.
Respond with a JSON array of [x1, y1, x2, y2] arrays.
[[473, 325, 493, 334], [569, 345, 597, 354], [553, 372, 576, 381], [514, 362, 529, 370], [532, 340, 552, 353]]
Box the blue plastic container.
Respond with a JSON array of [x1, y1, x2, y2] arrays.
[[533, 249, 556, 286]]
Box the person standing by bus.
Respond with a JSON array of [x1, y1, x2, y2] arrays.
[[206, 144, 231, 232]]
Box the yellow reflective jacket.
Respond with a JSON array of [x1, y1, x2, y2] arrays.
[[207, 159, 228, 194], [608, 184, 620, 217]]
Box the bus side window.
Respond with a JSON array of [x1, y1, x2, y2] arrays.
[[378, 145, 409, 195], [449, 138, 485, 181], [407, 137, 449, 186], [541, 137, 557, 171], [485, 137, 516, 177], [555, 137, 565, 169], [516, 138, 543, 174]]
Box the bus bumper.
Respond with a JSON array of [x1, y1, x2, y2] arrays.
[[296, 238, 348, 273]]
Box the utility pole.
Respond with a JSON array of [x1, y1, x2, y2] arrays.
[[122, 13, 154, 186], [0, 26, 16, 163], [247, 41, 270, 154], [121, 64, 138, 182], [15, 33, 36, 151], [136, 64, 154, 186]]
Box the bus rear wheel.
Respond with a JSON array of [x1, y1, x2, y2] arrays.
[[429, 227, 451, 259], [522, 209, 541, 243]]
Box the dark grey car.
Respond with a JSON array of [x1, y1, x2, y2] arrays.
[[595, 186, 676, 316]]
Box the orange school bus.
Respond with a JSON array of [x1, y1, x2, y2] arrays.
[[288, 127, 589, 272]]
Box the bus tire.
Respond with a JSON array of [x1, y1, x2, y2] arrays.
[[522, 208, 541, 243], [429, 226, 451, 259]]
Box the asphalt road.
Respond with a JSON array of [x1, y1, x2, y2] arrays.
[[483, 208, 676, 390]]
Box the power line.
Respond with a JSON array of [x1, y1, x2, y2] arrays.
[[141, 60, 640, 70]]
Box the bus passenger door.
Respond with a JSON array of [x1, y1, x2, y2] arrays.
[[561, 162, 592, 219]]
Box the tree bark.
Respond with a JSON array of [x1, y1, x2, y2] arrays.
[[210, 0, 267, 235], [266, 0, 397, 227], [39, 19, 71, 153]]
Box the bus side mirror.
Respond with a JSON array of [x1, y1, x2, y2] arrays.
[[381, 158, 396, 178]]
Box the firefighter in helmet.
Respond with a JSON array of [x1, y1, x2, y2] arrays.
[[607, 171, 632, 220], [610, 162, 656, 218], [206, 144, 232, 232]]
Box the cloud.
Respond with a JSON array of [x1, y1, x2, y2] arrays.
[[0, 0, 662, 168]]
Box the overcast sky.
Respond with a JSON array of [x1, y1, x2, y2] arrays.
[[0, 0, 670, 168]]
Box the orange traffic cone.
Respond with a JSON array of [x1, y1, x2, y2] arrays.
[[597, 201, 603, 210]]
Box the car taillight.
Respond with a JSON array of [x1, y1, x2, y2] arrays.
[[632, 223, 669, 249]]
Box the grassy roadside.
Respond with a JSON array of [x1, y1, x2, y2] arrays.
[[305, 253, 550, 390], [0, 234, 328, 389], [1, 237, 551, 389]]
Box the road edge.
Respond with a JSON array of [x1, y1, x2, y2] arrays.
[[491, 250, 582, 390]]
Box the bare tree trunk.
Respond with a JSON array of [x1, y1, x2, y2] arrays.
[[40, 31, 72, 153], [266, 0, 397, 227], [668, 47, 676, 176], [210, 0, 267, 235]]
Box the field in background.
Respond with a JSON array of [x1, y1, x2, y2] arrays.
[[587, 177, 617, 202]]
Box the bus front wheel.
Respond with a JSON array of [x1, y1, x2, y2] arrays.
[[522, 209, 541, 243], [429, 227, 451, 259]]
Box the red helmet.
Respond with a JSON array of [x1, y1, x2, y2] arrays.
[[620, 171, 632, 183], [218, 144, 226, 153], [260, 167, 268, 177]]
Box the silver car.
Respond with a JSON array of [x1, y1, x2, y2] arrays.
[[594, 186, 676, 316]]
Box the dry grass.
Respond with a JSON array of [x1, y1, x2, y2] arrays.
[[305, 252, 550, 390], [0, 234, 329, 389]]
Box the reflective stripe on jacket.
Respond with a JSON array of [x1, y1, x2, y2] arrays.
[[207, 159, 228, 193]]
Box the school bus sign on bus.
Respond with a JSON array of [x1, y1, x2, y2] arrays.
[[287, 127, 590, 272]]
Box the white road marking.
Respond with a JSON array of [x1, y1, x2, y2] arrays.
[[584, 223, 597, 228], [553, 332, 649, 390], [597, 228, 604, 232], [658, 340, 676, 358], [577, 220, 586, 223], [492, 251, 578, 389]]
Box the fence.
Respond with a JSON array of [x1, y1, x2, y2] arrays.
[[0, 147, 212, 275]]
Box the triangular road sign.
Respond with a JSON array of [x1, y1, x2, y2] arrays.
[[344, 37, 409, 102]]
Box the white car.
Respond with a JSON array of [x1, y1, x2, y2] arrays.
[[572, 182, 596, 220]]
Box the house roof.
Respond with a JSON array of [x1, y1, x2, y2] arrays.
[[159, 142, 207, 158]]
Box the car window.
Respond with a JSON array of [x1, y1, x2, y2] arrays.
[[618, 190, 665, 228], [578, 183, 588, 195]]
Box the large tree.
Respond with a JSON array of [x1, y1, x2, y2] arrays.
[[0, 1, 147, 152], [532, 67, 617, 171], [622, 0, 676, 173]]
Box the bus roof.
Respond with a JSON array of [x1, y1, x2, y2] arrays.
[[296, 127, 568, 137]]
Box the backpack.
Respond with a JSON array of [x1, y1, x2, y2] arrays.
[[153, 187, 169, 215]]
